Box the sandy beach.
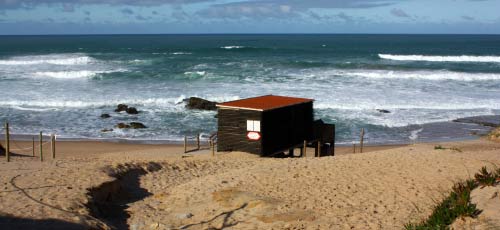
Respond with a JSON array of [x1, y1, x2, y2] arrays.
[[1, 138, 499, 230]]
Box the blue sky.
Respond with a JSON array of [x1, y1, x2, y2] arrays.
[[0, 0, 499, 34]]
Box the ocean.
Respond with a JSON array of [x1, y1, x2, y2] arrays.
[[0, 34, 499, 144]]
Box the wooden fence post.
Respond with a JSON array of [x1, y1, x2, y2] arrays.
[[360, 128, 365, 153], [39, 132, 43, 162], [317, 141, 321, 157], [196, 133, 200, 150], [353, 143, 356, 153], [32, 137, 35, 157], [51, 134, 55, 159], [303, 140, 307, 157], [210, 141, 215, 157], [184, 136, 187, 153], [5, 122, 10, 162]]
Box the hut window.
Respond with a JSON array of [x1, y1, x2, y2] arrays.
[[246, 120, 261, 132]]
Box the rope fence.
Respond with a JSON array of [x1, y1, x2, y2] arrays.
[[2, 122, 57, 162]]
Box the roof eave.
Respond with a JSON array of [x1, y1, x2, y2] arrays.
[[216, 100, 313, 112]]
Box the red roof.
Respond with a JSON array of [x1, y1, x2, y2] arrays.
[[217, 95, 313, 111]]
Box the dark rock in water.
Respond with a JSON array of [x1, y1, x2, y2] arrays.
[[185, 97, 217, 111], [0, 144, 5, 156], [130, 122, 147, 129], [101, 128, 114, 132], [116, 122, 146, 129], [100, 113, 111, 118], [116, 123, 131, 129], [177, 98, 190, 105], [453, 115, 500, 128], [377, 109, 391, 114], [115, 104, 128, 112], [126, 107, 139, 114], [115, 104, 140, 114]]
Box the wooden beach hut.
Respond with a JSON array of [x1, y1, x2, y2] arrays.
[[217, 95, 333, 156]]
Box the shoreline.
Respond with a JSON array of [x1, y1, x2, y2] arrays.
[[2, 139, 408, 157], [2, 114, 498, 146]]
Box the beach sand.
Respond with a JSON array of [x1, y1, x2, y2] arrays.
[[0, 139, 499, 229]]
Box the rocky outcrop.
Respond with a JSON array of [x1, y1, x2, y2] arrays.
[[101, 114, 111, 119], [115, 104, 128, 113], [185, 97, 217, 111], [130, 122, 147, 129], [376, 109, 391, 114], [116, 122, 147, 129], [0, 144, 5, 156], [453, 115, 500, 128], [116, 123, 131, 129], [114, 104, 140, 114], [126, 107, 139, 115]]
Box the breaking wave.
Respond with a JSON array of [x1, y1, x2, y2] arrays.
[[0, 54, 96, 65], [220, 46, 245, 49], [171, 52, 192, 55], [0, 95, 239, 109], [34, 70, 127, 79], [296, 69, 500, 82], [378, 54, 500, 63]]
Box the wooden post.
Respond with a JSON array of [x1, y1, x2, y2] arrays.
[[332, 124, 336, 156], [5, 122, 10, 162], [353, 143, 356, 153], [32, 137, 35, 157], [184, 136, 187, 153], [303, 140, 307, 157], [360, 128, 365, 153], [39, 132, 43, 162], [317, 141, 321, 157], [196, 133, 200, 150], [210, 141, 214, 157], [51, 134, 55, 159]]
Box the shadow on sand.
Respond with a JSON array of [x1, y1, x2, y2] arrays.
[[87, 163, 162, 229], [0, 216, 86, 230]]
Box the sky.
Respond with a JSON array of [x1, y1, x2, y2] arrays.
[[0, 0, 499, 34]]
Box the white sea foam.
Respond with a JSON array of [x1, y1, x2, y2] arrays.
[[220, 46, 245, 49], [314, 101, 500, 110], [34, 69, 126, 79], [409, 128, 423, 141], [184, 71, 206, 76], [0, 98, 176, 109], [171, 52, 192, 55], [0, 54, 96, 66], [0, 95, 239, 109], [314, 69, 500, 81], [379, 54, 500, 63], [10, 106, 54, 112]]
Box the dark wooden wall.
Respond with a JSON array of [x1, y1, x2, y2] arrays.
[[217, 108, 263, 154], [261, 102, 314, 155]]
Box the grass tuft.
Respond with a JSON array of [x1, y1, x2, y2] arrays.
[[474, 167, 498, 187], [434, 145, 462, 152], [434, 145, 446, 150], [404, 179, 479, 230], [405, 167, 500, 230]]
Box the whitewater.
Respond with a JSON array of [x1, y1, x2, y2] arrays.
[[1, 34, 499, 144]]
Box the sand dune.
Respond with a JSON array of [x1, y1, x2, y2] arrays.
[[0, 140, 499, 229]]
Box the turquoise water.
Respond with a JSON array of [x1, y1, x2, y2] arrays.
[[1, 34, 500, 143]]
